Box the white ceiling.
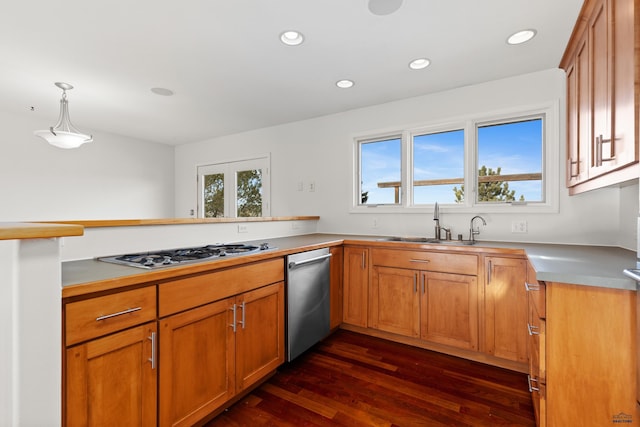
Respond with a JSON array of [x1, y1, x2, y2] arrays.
[[1, 0, 583, 146]]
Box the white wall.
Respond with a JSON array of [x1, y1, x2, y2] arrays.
[[0, 109, 175, 221], [175, 69, 639, 249], [0, 238, 63, 427]]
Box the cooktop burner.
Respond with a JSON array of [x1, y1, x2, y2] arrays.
[[98, 243, 272, 269]]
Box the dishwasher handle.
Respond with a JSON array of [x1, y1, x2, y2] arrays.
[[288, 253, 332, 269]]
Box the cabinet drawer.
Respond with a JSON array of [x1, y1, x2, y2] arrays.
[[159, 258, 285, 317], [371, 248, 477, 275], [65, 286, 156, 346], [525, 281, 546, 319]]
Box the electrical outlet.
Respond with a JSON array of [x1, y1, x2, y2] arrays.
[[511, 220, 528, 233], [297, 181, 303, 191], [237, 224, 248, 233], [372, 218, 379, 229], [308, 181, 316, 192]]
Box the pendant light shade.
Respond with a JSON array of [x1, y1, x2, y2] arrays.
[[34, 82, 93, 149]]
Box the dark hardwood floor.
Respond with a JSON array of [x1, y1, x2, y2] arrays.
[[207, 330, 535, 426]]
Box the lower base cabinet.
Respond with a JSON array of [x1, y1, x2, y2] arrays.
[[65, 322, 158, 427], [528, 281, 638, 426], [159, 282, 284, 427]]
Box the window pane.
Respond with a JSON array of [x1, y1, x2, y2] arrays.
[[477, 118, 543, 203], [236, 169, 262, 217], [412, 129, 465, 204], [360, 137, 402, 205], [203, 173, 224, 218]]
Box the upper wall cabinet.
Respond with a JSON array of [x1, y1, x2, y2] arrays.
[[560, 0, 639, 194]]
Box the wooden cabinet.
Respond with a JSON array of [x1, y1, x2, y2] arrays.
[[64, 286, 158, 427], [420, 271, 478, 350], [330, 246, 344, 329], [525, 262, 637, 426], [369, 248, 479, 351], [343, 246, 369, 327], [525, 262, 546, 427], [483, 256, 528, 363], [542, 282, 637, 426], [561, 0, 639, 193], [158, 262, 285, 427], [159, 298, 235, 427]]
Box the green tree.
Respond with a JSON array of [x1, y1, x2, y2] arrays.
[[453, 166, 524, 202], [237, 169, 262, 217], [203, 173, 224, 217]]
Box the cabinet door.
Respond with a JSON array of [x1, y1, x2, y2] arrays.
[[566, 33, 590, 186], [159, 299, 235, 427], [612, 0, 637, 169], [329, 246, 344, 329], [484, 257, 528, 363], [343, 246, 369, 327], [66, 322, 157, 427], [369, 266, 420, 337], [235, 282, 285, 392], [588, 0, 614, 177], [420, 271, 478, 351]]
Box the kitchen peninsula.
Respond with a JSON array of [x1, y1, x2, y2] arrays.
[[2, 218, 637, 426]]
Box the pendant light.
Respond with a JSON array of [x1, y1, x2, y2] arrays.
[[34, 82, 93, 149]]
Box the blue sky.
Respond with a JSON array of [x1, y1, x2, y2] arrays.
[[361, 119, 543, 205]]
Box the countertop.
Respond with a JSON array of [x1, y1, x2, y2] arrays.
[[61, 233, 639, 297], [0, 222, 84, 240]]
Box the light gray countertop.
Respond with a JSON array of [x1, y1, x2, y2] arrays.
[[62, 233, 639, 295]]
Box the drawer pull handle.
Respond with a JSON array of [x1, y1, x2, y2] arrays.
[[527, 374, 540, 392], [148, 332, 156, 369], [527, 323, 540, 336], [409, 259, 430, 263], [95, 306, 142, 321], [524, 282, 540, 291], [229, 304, 237, 333]]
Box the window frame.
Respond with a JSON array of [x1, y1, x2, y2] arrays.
[[197, 154, 271, 218], [351, 101, 559, 214]]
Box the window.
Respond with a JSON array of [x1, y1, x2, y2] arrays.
[[476, 118, 543, 204], [359, 136, 402, 205], [354, 103, 558, 212], [412, 129, 465, 205], [197, 155, 271, 218]]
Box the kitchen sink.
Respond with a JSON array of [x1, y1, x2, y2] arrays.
[[379, 236, 476, 245]]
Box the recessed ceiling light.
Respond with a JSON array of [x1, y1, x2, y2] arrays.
[[336, 79, 354, 89], [151, 87, 174, 96], [409, 58, 431, 70], [368, 0, 403, 16], [280, 30, 304, 46], [507, 29, 537, 45]]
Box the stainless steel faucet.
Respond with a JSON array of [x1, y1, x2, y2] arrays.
[[433, 202, 440, 239], [469, 215, 487, 243], [433, 202, 451, 240]]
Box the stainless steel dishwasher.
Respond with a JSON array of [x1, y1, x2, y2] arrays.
[[286, 247, 332, 361]]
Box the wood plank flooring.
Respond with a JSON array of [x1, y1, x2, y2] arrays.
[[207, 329, 535, 426]]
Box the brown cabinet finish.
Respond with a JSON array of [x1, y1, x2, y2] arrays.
[[483, 256, 528, 363], [159, 281, 284, 427], [159, 298, 235, 427], [561, 0, 639, 193], [329, 246, 344, 329], [369, 248, 479, 351], [65, 322, 157, 427], [65, 285, 156, 346], [369, 266, 421, 337], [420, 271, 478, 351], [159, 258, 284, 317], [234, 282, 285, 392], [544, 283, 637, 426], [343, 246, 369, 327]]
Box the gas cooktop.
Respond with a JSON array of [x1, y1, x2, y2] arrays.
[[98, 242, 272, 269]]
